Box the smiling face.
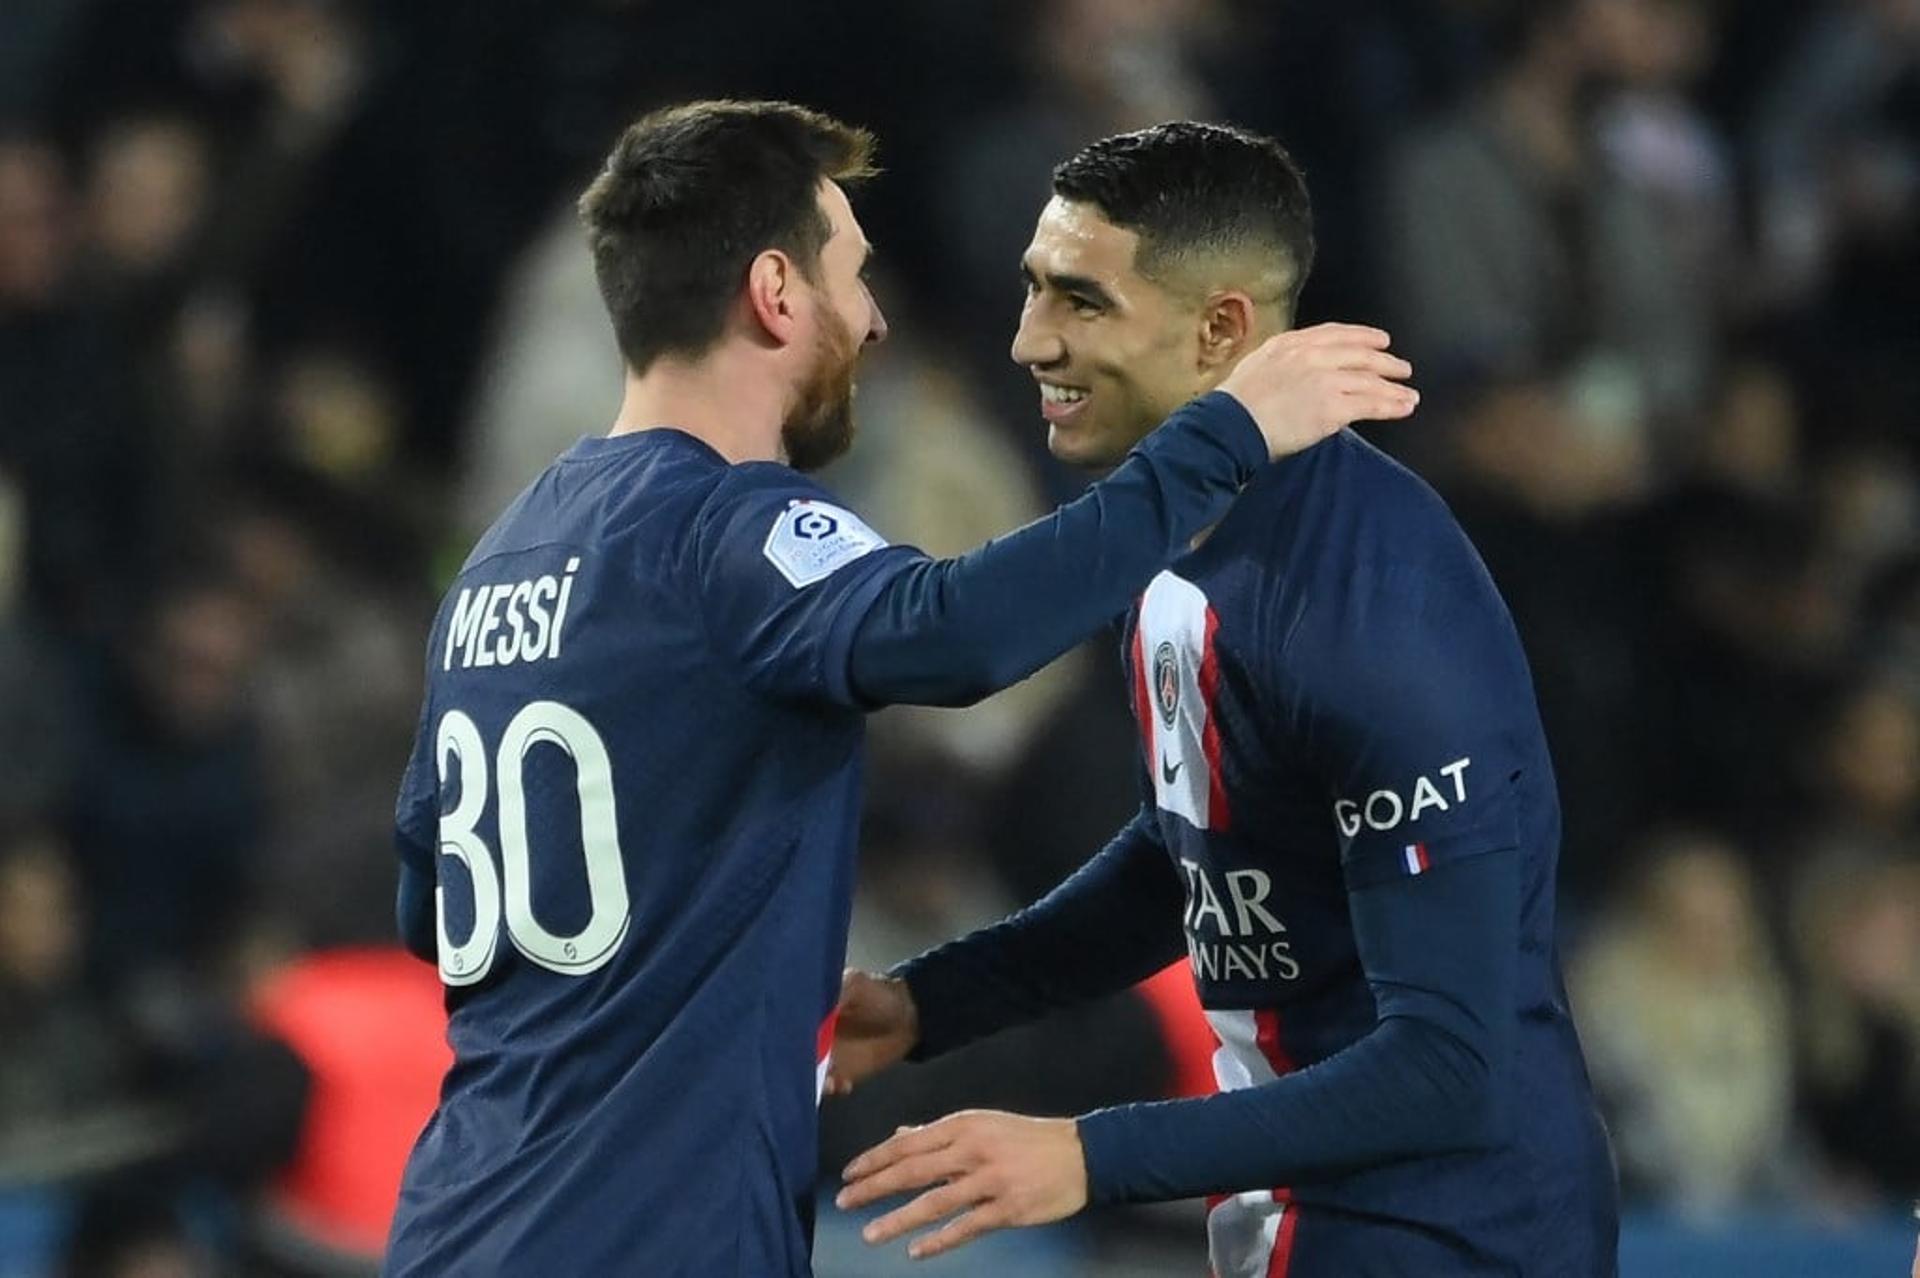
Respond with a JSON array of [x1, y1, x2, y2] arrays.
[[1011, 197, 1220, 468]]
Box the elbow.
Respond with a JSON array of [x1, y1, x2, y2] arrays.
[[1450, 1059, 1506, 1152], [1399, 1017, 1508, 1154], [920, 648, 1035, 709], [1445, 1048, 1510, 1154]]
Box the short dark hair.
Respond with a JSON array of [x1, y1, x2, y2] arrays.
[[1051, 121, 1315, 320], [578, 100, 877, 373]]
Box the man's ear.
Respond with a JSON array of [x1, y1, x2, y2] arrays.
[[746, 249, 801, 346], [1197, 291, 1258, 371]]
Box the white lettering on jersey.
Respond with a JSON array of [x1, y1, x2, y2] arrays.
[[443, 557, 583, 671], [1332, 755, 1472, 838], [762, 499, 886, 588], [1136, 571, 1225, 831], [1181, 859, 1302, 985]]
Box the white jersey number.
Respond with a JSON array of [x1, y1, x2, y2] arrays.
[[433, 702, 631, 985]]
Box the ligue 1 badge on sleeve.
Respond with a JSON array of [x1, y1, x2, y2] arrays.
[[763, 498, 887, 588]]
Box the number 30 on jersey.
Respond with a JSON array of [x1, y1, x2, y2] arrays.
[[433, 701, 631, 985]]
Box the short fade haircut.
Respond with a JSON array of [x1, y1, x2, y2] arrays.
[[578, 99, 877, 373], [1050, 121, 1315, 322]]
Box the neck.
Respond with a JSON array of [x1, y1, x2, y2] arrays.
[[608, 345, 787, 465]]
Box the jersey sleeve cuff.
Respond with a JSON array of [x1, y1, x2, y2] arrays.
[[1133, 390, 1266, 483], [1076, 1103, 1162, 1207], [889, 951, 974, 1061]]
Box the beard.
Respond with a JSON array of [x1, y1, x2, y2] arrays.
[[781, 306, 860, 473]]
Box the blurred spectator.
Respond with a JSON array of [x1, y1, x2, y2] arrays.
[[1382, 0, 1710, 423], [1213, 0, 1497, 322], [78, 113, 212, 308], [1811, 438, 1920, 601], [0, 133, 154, 634], [1752, 0, 1920, 307], [267, 344, 406, 500], [0, 825, 147, 1153], [1443, 378, 1657, 895], [0, 461, 78, 815], [59, 1189, 210, 1278], [1862, 553, 1920, 695], [1790, 849, 1920, 1207], [1643, 490, 1848, 845], [69, 572, 267, 987], [1802, 678, 1920, 851], [1693, 358, 1802, 499], [214, 480, 424, 948], [1572, 832, 1797, 1214], [457, 205, 617, 534], [1592, 0, 1746, 331]]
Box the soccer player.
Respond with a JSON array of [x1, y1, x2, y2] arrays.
[[830, 122, 1620, 1277], [382, 102, 1417, 1277]]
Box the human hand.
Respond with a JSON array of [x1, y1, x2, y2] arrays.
[[822, 969, 919, 1097], [1217, 322, 1416, 459], [837, 1110, 1089, 1260]]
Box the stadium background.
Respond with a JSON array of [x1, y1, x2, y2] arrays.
[[1, 0, 1917, 1273]]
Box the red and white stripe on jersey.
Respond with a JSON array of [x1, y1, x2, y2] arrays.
[[1404, 842, 1431, 876], [815, 1008, 838, 1105], [1133, 571, 1231, 832], [1203, 1008, 1301, 1278]]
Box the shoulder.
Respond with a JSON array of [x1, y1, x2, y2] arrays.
[[696, 464, 889, 587], [1252, 430, 1481, 585], [1268, 432, 1515, 661]]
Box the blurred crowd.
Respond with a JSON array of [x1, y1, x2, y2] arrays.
[[0, 0, 1916, 1273]]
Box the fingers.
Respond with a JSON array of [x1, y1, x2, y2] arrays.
[[844, 1121, 952, 1182], [861, 1176, 990, 1245], [1332, 374, 1420, 423], [1287, 322, 1391, 349], [1325, 348, 1412, 380], [906, 1206, 1005, 1261], [838, 1145, 972, 1211]]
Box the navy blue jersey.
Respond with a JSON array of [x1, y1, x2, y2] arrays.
[[385, 433, 913, 1277], [900, 429, 1617, 1278], [384, 397, 1268, 1277], [1105, 431, 1616, 1275]]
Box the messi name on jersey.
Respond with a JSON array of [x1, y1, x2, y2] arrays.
[[443, 556, 583, 671]]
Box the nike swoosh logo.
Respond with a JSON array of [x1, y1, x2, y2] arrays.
[[1161, 756, 1184, 784]]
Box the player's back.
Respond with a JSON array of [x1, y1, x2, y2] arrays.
[[385, 430, 865, 1277]]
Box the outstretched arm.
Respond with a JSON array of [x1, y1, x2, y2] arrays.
[[835, 852, 1519, 1257], [840, 555, 1539, 1256], [828, 808, 1182, 1094], [698, 327, 1415, 710], [1075, 847, 1519, 1201]]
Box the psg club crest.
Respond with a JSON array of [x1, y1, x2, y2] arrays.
[[1153, 641, 1180, 728]]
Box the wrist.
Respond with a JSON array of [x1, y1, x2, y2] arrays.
[[890, 973, 922, 1054], [1180, 390, 1266, 478]]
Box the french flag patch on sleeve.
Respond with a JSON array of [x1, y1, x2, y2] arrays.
[[1403, 843, 1431, 876]]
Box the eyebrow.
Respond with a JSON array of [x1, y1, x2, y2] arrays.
[[1019, 260, 1117, 309]]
